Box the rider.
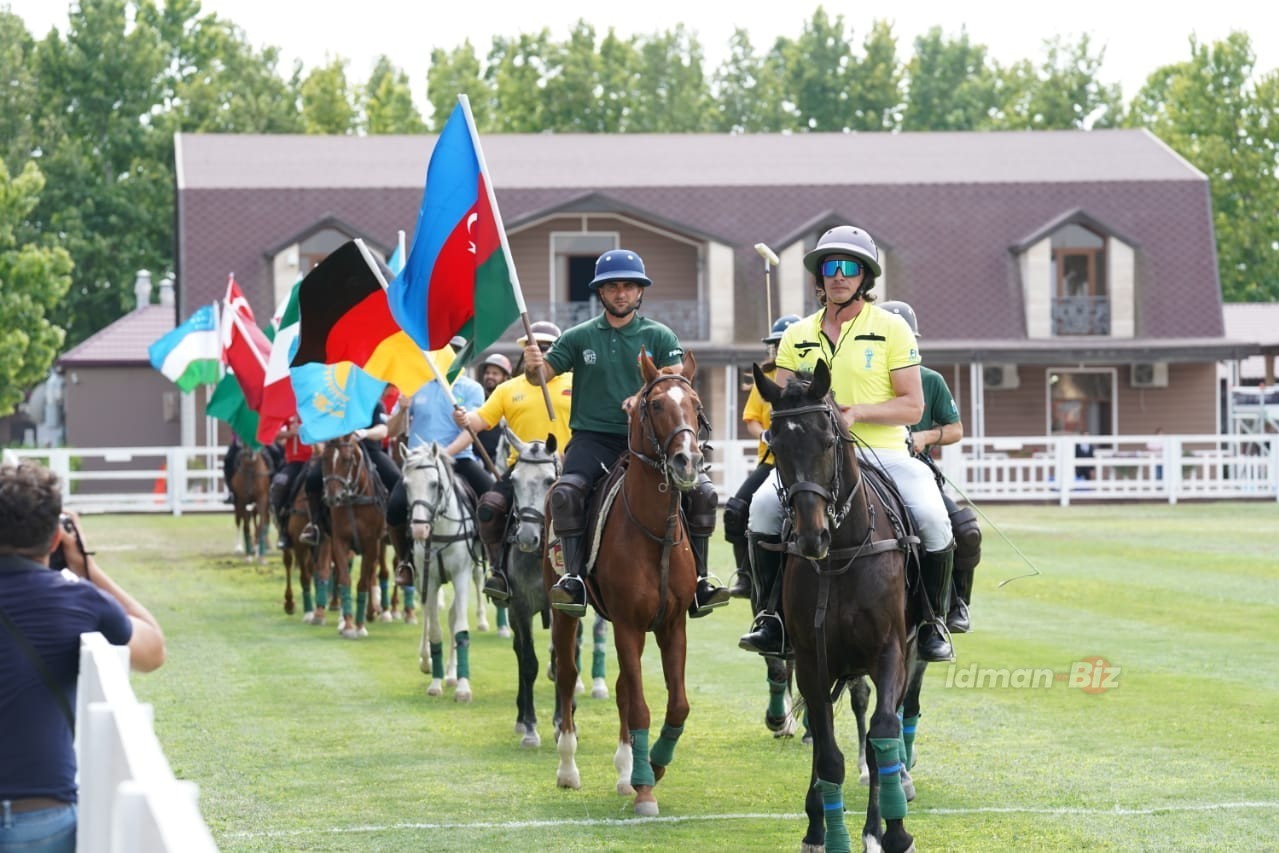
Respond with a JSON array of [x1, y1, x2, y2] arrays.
[[738, 225, 956, 663], [878, 300, 981, 634], [453, 321, 573, 603], [385, 348, 493, 585], [299, 401, 400, 546], [725, 314, 801, 599], [268, 414, 313, 549], [474, 353, 513, 462], [523, 248, 730, 619]]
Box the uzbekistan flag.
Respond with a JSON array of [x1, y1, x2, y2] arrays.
[[255, 282, 301, 444], [221, 276, 272, 410], [290, 239, 440, 396], [148, 303, 220, 392], [388, 97, 521, 378]]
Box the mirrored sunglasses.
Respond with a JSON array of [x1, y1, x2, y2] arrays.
[[820, 259, 863, 278]]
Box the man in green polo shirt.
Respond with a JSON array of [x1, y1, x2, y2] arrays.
[[522, 248, 729, 619]]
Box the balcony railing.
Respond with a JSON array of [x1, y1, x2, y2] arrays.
[[519, 299, 708, 342], [1052, 295, 1110, 335]]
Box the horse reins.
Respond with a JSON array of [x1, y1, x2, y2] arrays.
[[403, 450, 479, 584]]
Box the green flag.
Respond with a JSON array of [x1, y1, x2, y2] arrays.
[[207, 373, 262, 449]]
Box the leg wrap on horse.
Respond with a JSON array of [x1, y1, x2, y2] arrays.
[[629, 729, 656, 788], [767, 676, 788, 720], [455, 630, 470, 679], [949, 503, 981, 603], [648, 723, 684, 769], [870, 737, 908, 820], [815, 778, 851, 851], [902, 714, 920, 770], [592, 617, 607, 679], [430, 641, 444, 679], [722, 495, 750, 545]]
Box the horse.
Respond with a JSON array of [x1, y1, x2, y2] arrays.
[[546, 350, 705, 817], [230, 447, 272, 560], [317, 433, 388, 639], [754, 359, 923, 853], [400, 442, 482, 702], [499, 429, 561, 747]]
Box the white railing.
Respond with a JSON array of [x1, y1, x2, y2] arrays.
[[75, 632, 217, 852], [5, 433, 1276, 514]]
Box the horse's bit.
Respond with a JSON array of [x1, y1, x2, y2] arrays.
[[627, 373, 707, 492], [323, 438, 375, 507]]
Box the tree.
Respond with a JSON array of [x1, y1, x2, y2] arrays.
[[629, 25, 712, 132], [988, 35, 1123, 130], [778, 8, 856, 132], [542, 22, 603, 132], [846, 19, 902, 131], [0, 161, 73, 415], [300, 57, 357, 134], [485, 31, 551, 132], [595, 29, 640, 133], [0, 11, 39, 173], [364, 55, 427, 134], [426, 41, 489, 131], [901, 27, 1000, 131], [1128, 33, 1279, 301]]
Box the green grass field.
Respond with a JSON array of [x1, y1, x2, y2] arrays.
[[85, 501, 1279, 851]]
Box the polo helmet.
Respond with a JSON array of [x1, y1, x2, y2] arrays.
[[877, 301, 920, 336], [803, 225, 883, 278], [588, 249, 652, 289], [517, 321, 562, 347], [762, 314, 801, 345], [480, 353, 512, 375]]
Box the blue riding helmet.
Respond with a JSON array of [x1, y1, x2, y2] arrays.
[[588, 249, 652, 289], [762, 314, 801, 345]]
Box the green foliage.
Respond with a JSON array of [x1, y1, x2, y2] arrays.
[[0, 161, 72, 415], [0, 11, 39, 172], [629, 25, 712, 132], [300, 56, 357, 134], [363, 55, 427, 134], [712, 28, 787, 133], [427, 41, 489, 132], [902, 27, 1000, 131], [988, 35, 1124, 129], [485, 30, 552, 132]]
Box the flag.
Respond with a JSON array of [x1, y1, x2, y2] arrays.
[[291, 361, 388, 444], [255, 282, 301, 444], [221, 275, 272, 410], [148, 304, 219, 392], [291, 240, 444, 397], [207, 372, 262, 448], [388, 98, 522, 379]]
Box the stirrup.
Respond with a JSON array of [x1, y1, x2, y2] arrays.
[[917, 620, 955, 663], [483, 573, 511, 603], [738, 611, 786, 656], [395, 561, 414, 587], [299, 524, 319, 546], [690, 576, 731, 618], [549, 576, 587, 617]]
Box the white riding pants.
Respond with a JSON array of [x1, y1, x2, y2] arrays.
[[747, 446, 953, 552]]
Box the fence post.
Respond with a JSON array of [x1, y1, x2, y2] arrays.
[[169, 448, 186, 517]]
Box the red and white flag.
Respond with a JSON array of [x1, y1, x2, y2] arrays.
[[221, 275, 272, 411]]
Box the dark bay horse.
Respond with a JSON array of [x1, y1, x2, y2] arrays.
[[546, 351, 704, 817], [755, 360, 921, 853], [230, 448, 272, 561], [319, 433, 388, 639], [501, 429, 560, 747]]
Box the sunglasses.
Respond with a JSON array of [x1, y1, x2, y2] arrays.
[[820, 259, 863, 278]]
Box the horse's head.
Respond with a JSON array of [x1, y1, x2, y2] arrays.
[[505, 428, 561, 553], [630, 351, 706, 491], [755, 359, 859, 561], [322, 433, 366, 506], [400, 442, 454, 542]]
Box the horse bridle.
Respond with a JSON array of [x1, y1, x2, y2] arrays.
[[509, 446, 561, 536], [403, 450, 467, 533], [323, 436, 372, 507], [627, 373, 709, 491], [767, 399, 863, 532]]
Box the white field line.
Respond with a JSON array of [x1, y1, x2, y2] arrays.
[[224, 801, 1279, 840]]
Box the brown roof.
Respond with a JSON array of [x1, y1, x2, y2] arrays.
[[59, 304, 175, 366], [175, 129, 1222, 344]]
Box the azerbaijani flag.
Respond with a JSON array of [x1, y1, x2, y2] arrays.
[[148, 303, 220, 392], [255, 282, 301, 444], [388, 96, 522, 378]]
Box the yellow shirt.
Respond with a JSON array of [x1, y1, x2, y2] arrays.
[[774, 304, 920, 450], [475, 373, 574, 467], [743, 369, 775, 463]]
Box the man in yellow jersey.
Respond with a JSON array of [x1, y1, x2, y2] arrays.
[[453, 321, 573, 602], [739, 225, 955, 662]]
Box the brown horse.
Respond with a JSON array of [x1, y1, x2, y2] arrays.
[[230, 448, 272, 561], [280, 478, 329, 620], [546, 351, 705, 817], [755, 360, 921, 853], [318, 433, 388, 638]]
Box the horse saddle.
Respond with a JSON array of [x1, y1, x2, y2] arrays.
[[856, 458, 925, 600], [582, 456, 630, 577]]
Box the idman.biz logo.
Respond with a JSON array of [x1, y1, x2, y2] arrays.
[[944, 655, 1121, 694]]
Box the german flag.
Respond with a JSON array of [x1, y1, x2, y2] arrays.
[[290, 239, 443, 395]]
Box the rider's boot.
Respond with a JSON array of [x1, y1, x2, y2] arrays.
[[687, 476, 729, 618], [738, 533, 786, 656], [917, 545, 956, 663], [946, 504, 981, 634], [722, 495, 753, 599], [728, 539, 752, 599], [548, 533, 588, 618], [389, 524, 413, 586], [300, 490, 323, 546], [477, 491, 511, 603], [690, 534, 731, 617]]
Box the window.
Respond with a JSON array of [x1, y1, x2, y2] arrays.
[[1048, 369, 1115, 436], [1051, 225, 1107, 335]]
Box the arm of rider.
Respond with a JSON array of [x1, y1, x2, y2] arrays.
[[384, 404, 409, 441], [353, 423, 388, 442], [57, 515, 166, 673], [452, 406, 484, 433], [444, 428, 473, 457], [745, 419, 767, 440], [523, 344, 557, 387], [839, 365, 926, 430], [910, 420, 963, 453]]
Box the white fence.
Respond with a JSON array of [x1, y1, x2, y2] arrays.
[[75, 632, 217, 852], [5, 433, 1277, 514]]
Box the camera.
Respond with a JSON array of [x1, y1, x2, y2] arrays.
[[49, 514, 75, 572]]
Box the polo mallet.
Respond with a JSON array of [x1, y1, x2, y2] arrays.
[[754, 242, 779, 330]]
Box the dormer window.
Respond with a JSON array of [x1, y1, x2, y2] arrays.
[[1051, 224, 1108, 336]]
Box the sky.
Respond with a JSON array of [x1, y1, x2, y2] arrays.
[[8, 0, 1278, 119]]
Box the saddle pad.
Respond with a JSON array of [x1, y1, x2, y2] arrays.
[[584, 472, 627, 575]]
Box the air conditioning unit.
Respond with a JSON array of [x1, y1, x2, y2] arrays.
[[983, 364, 1020, 391], [1130, 362, 1168, 389]]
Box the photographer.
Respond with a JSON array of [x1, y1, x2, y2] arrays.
[[0, 462, 165, 852]]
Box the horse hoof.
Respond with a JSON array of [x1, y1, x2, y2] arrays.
[[427, 681, 443, 697], [497, 626, 513, 639], [284, 602, 295, 615], [616, 782, 635, 796], [557, 769, 581, 790], [379, 611, 393, 623], [445, 676, 458, 688], [574, 678, 585, 696], [633, 799, 658, 817], [404, 614, 417, 625], [764, 713, 786, 734], [591, 678, 609, 699], [454, 690, 472, 703], [521, 730, 541, 748]]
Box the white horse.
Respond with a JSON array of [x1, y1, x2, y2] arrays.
[[401, 443, 481, 703]]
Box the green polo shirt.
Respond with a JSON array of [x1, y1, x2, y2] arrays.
[[545, 313, 683, 435], [915, 366, 959, 433]]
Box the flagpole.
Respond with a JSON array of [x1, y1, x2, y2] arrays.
[[357, 238, 501, 479], [456, 93, 557, 424]]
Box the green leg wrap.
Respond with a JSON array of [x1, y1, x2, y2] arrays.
[[430, 641, 444, 679], [496, 605, 509, 629], [356, 590, 368, 625], [592, 618, 607, 680], [301, 585, 314, 613], [902, 714, 919, 770], [870, 737, 908, 820], [815, 778, 851, 853], [648, 723, 684, 769], [455, 631, 470, 679], [767, 678, 788, 719], [629, 729, 656, 788], [340, 584, 353, 618], [403, 585, 416, 611], [314, 579, 329, 611], [379, 578, 389, 609]]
